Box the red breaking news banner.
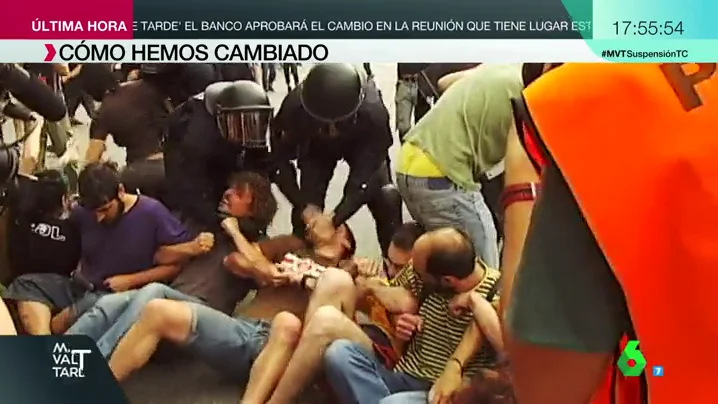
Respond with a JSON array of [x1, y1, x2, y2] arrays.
[[1, 0, 133, 39]]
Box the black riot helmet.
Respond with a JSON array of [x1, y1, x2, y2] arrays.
[[78, 63, 119, 101], [204, 80, 273, 148], [300, 63, 367, 123], [0, 146, 20, 203], [139, 63, 174, 76]]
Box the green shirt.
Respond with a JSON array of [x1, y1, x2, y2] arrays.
[[404, 64, 523, 190]]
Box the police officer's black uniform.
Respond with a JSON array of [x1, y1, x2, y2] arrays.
[[271, 63, 402, 255], [163, 80, 273, 234]]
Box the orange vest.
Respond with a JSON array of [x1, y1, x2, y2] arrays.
[[522, 63, 718, 404]]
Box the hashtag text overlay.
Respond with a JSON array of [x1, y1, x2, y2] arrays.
[[601, 49, 688, 59]]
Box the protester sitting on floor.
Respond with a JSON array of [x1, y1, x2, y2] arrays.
[[66, 172, 278, 357], [319, 227, 501, 404], [3, 162, 204, 335], [385, 282, 505, 403], [77, 201, 356, 382], [384, 221, 425, 278]]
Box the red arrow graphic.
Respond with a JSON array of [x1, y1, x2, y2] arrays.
[[44, 44, 56, 62]]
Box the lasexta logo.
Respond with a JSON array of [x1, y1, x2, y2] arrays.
[[617, 340, 647, 376]]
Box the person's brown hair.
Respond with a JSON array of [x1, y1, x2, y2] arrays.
[[229, 172, 277, 231], [451, 362, 516, 404]]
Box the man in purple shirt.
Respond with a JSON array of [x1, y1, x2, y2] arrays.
[[5, 163, 209, 335]]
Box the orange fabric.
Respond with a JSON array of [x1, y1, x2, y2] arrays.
[[524, 63, 718, 404]]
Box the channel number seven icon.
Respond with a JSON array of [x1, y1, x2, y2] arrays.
[[617, 340, 647, 376]]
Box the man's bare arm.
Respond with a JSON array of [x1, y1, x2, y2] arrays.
[[499, 121, 539, 319], [469, 293, 503, 352], [122, 264, 181, 288], [365, 278, 418, 314], [84, 139, 106, 164], [154, 240, 204, 265]]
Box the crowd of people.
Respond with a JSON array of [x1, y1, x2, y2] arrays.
[[0, 61, 707, 404]]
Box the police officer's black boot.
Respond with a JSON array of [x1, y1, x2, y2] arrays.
[[367, 182, 403, 256]]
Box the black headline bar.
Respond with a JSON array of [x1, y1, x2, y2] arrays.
[[133, 0, 593, 39]]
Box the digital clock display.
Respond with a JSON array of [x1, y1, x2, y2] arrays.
[[613, 21, 684, 36]]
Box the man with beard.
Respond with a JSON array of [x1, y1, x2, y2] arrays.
[[163, 80, 274, 235], [271, 63, 402, 255], [3, 163, 208, 334]]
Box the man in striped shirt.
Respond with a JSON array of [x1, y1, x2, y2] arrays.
[[322, 227, 501, 404]]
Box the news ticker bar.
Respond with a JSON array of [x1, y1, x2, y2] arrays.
[[1, 40, 716, 63]]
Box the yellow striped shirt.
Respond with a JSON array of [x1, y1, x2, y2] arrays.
[[390, 264, 501, 382]]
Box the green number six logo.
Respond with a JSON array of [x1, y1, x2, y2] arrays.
[[617, 340, 647, 376]]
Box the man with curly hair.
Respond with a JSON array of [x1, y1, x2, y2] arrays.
[[66, 171, 278, 353]]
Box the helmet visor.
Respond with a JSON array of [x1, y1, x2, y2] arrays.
[[216, 107, 273, 148]]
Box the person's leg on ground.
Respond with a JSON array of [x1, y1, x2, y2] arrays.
[[394, 79, 417, 143], [324, 340, 431, 403], [267, 306, 374, 403], [80, 92, 97, 119], [282, 64, 292, 89], [379, 391, 430, 404], [4, 274, 75, 335], [241, 312, 302, 404], [290, 64, 299, 87], [65, 291, 138, 340], [69, 283, 201, 357], [243, 268, 357, 402], [110, 299, 269, 382], [108, 299, 196, 381], [50, 290, 105, 334], [304, 267, 357, 323]]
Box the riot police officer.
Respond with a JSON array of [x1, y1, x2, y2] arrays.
[[139, 63, 218, 107], [271, 63, 401, 255], [163, 80, 273, 234]]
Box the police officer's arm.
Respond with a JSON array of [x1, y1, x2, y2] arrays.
[[174, 148, 225, 231], [85, 107, 109, 163], [268, 98, 304, 208], [499, 121, 540, 318], [331, 105, 393, 226], [506, 163, 630, 404]]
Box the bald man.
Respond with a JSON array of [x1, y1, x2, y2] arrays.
[[320, 227, 502, 404]]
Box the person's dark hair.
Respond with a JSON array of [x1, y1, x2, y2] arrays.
[[22, 170, 67, 221], [77, 162, 121, 209], [425, 228, 476, 279], [451, 362, 516, 404], [391, 221, 425, 251], [229, 172, 277, 231]]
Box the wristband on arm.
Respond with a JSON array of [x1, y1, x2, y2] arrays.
[[500, 182, 541, 212]]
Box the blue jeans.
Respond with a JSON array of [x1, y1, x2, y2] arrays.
[[397, 174, 499, 268], [183, 302, 269, 380], [66, 283, 202, 357], [324, 340, 431, 404], [379, 391, 429, 404]]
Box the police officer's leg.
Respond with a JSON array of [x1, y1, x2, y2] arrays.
[[365, 163, 403, 256], [291, 157, 337, 239], [415, 93, 431, 123], [120, 158, 166, 203]]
